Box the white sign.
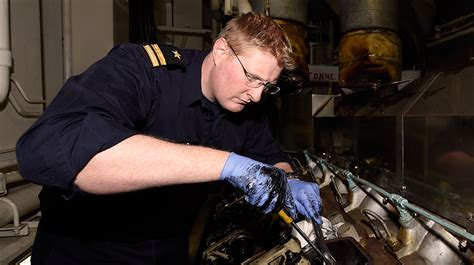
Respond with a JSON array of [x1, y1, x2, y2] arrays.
[[308, 65, 339, 82]]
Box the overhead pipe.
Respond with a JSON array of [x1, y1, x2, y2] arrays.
[[0, 0, 12, 105]]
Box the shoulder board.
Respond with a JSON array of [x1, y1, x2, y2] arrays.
[[141, 43, 187, 68]]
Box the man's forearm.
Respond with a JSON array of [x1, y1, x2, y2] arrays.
[[75, 134, 230, 194]]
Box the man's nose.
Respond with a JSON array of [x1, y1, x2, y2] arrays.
[[248, 86, 264, 103]]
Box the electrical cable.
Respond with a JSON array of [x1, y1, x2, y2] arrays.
[[361, 209, 392, 239]]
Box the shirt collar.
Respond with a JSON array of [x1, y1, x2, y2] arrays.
[[183, 49, 231, 117], [184, 50, 210, 106]]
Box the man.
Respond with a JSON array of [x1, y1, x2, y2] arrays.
[[16, 12, 322, 264]]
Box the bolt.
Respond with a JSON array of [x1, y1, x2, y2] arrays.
[[401, 185, 407, 191], [386, 236, 402, 251], [465, 212, 473, 221], [459, 240, 468, 253]]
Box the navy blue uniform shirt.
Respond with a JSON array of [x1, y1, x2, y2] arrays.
[[16, 43, 288, 239]]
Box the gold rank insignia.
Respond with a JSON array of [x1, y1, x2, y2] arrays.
[[142, 44, 166, 67], [172, 50, 182, 60], [142, 43, 187, 68]]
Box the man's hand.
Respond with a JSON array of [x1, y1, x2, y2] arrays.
[[288, 179, 323, 224], [220, 153, 295, 215], [220, 153, 323, 224]]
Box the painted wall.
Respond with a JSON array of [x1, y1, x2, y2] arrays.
[[0, 0, 44, 168], [173, 0, 203, 50], [71, 0, 114, 75]]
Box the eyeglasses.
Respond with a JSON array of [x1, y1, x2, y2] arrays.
[[228, 45, 281, 95]]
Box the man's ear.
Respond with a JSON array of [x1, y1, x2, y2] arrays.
[[212, 37, 228, 65]]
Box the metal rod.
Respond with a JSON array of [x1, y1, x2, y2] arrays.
[[318, 158, 474, 243], [278, 210, 326, 260], [290, 222, 324, 257], [313, 221, 337, 265], [428, 27, 474, 47]]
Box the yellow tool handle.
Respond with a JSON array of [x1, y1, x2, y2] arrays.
[[278, 210, 293, 224], [279, 209, 330, 262]]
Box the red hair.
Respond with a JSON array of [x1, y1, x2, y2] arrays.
[[218, 12, 295, 70]]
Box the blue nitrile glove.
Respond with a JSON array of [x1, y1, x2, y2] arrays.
[[220, 153, 296, 217], [288, 179, 323, 224]]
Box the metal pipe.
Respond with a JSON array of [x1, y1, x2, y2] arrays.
[[5, 171, 24, 185], [10, 75, 46, 104], [236, 0, 252, 14], [0, 0, 12, 105], [303, 150, 323, 182], [249, 0, 309, 24], [0, 184, 41, 227], [434, 12, 474, 33], [0, 197, 20, 227], [318, 158, 474, 243], [0, 159, 16, 170], [8, 92, 43, 118], [62, 0, 72, 81], [1, 171, 24, 196], [339, 0, 398, 34], [428, 26, 474, 47], [0, 148, 17, 170], [156, 26, 212, 37]]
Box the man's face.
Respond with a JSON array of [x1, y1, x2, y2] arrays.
[[209, 43, 283, 113]]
